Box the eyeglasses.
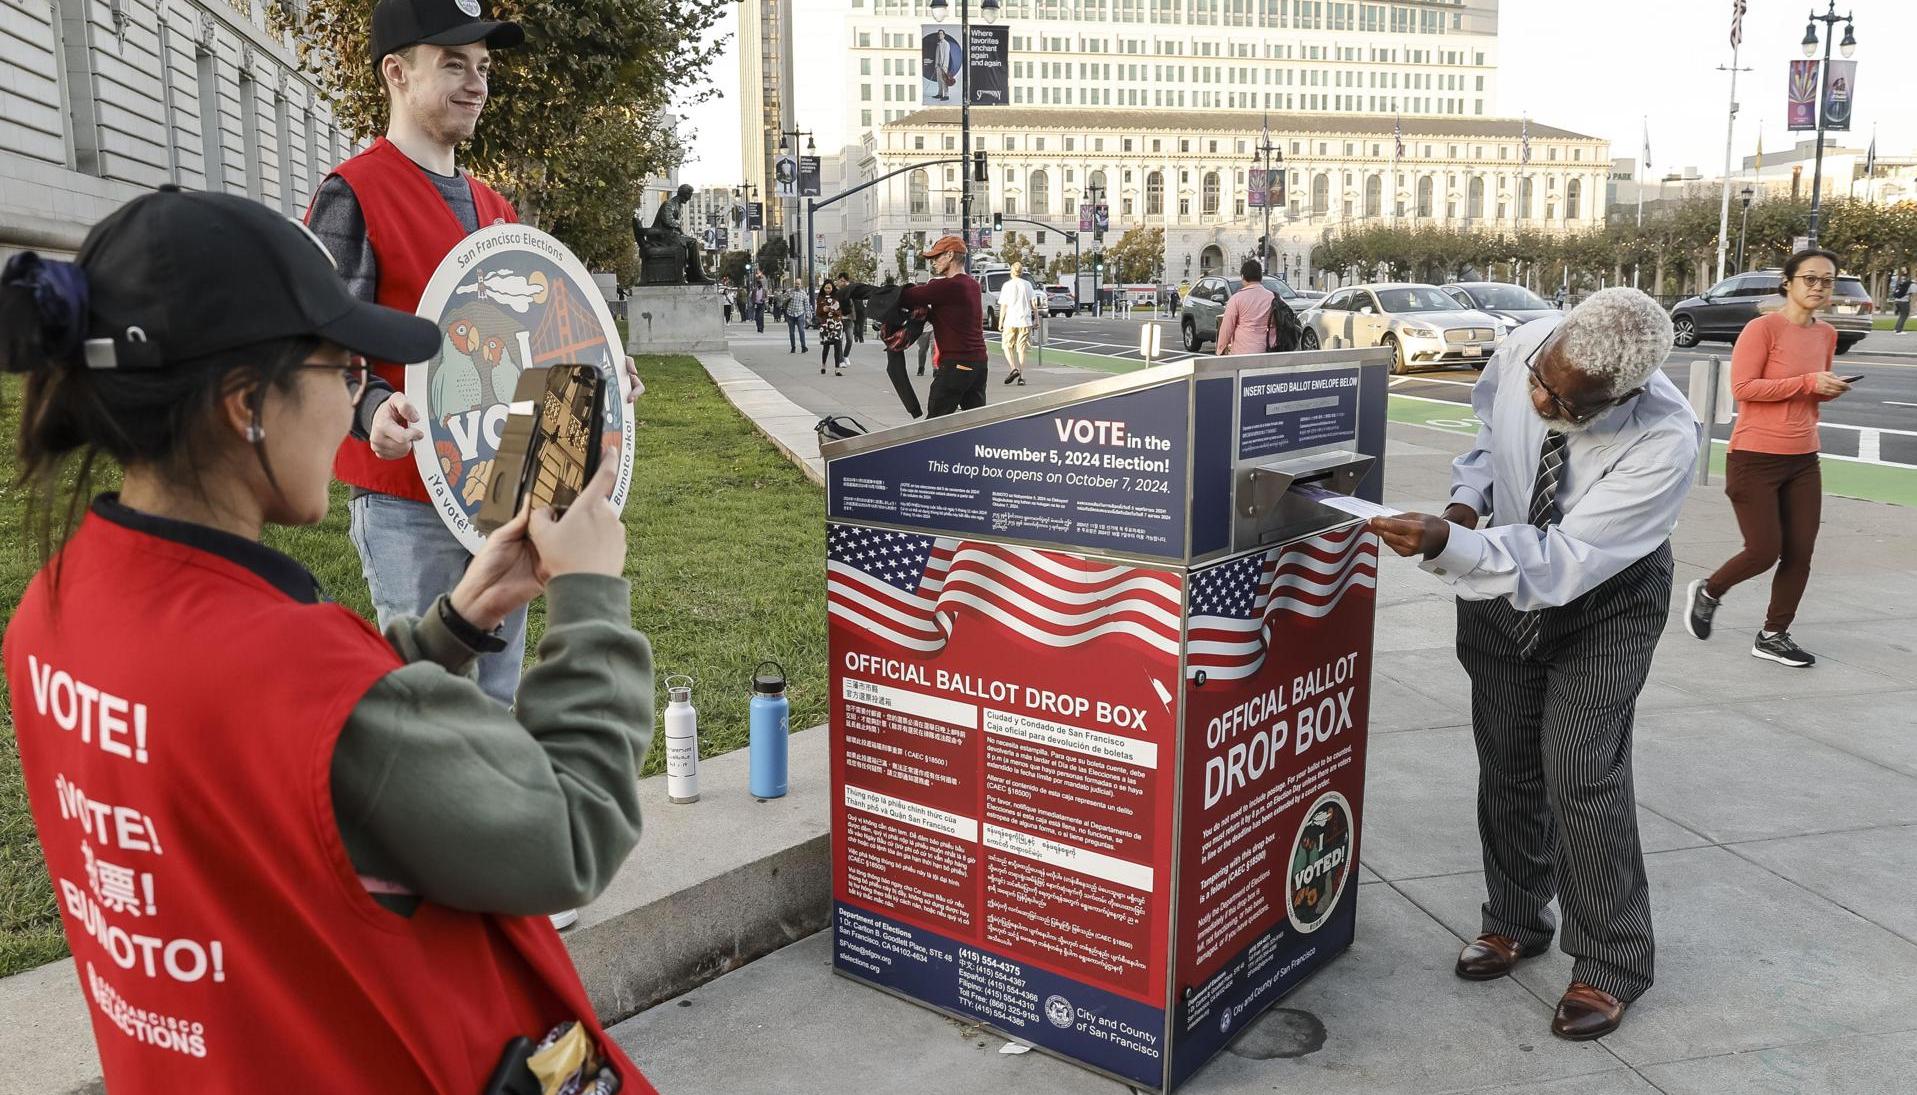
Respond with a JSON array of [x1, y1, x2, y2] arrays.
[[1793, 274, 1836, 289], [1527, 353, 1642, 425], [300, 355, 371, 406]]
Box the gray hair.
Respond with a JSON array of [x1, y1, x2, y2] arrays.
[[1554, 287, 1675, 395]]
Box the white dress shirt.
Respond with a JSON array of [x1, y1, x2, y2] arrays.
[[1422, 317, 1703, 610]]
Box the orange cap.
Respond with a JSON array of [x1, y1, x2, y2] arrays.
[[921, 234, 968, 259]]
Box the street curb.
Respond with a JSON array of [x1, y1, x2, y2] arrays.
[[0, 726, 835, 1095], [698, 352, 826, 485]]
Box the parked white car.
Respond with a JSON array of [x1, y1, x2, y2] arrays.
[[1298, 283, 1505, 374]]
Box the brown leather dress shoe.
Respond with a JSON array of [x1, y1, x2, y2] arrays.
[[1552, 981, 1628, 1040], [1455, 932, 1548, 981]]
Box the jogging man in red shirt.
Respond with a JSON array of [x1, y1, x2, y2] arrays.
[[900, 235, 988, 417]]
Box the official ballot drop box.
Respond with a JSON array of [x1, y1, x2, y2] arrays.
[[820, 348, 1393, 1091]]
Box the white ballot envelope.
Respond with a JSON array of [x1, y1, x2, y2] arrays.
[[1290, 482, 1404, 521]]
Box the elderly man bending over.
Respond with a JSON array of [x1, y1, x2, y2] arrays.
[[1368, 288, 1700, 1042]]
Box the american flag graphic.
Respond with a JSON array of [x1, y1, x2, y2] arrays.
[[1186, 525, 1378, 681], [826, 526, 1183, 657]]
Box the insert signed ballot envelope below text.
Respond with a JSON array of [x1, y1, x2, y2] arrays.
[[1289, 483, 1404, 520]]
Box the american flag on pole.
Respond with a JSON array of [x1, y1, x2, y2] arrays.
[[1186, 526, 1378, 681], [826, 525, 1183, 657], [1520, 116, 1531, 165], [1730, 0, 1747, 50], [1393, 114, 1405, 160]]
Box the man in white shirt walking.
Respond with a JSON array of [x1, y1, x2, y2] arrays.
[[1368, 288, 1700, 1043], [997, 262, 1037, 386]]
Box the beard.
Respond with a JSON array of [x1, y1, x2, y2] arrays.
[[1533, 407, 1595, 435]]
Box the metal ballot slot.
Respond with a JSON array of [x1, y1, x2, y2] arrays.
[[1235, 448, 1377, 547]]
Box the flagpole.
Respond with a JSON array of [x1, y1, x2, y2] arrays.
[[1714, 48, 1747, 283], [1634, 116, 1646, 290]]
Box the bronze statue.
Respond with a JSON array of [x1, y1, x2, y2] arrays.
[[634, 184, 710, 285]]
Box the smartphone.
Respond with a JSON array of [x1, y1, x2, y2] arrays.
[[476, 364, 606, 534], [1837, 374, 1864, 384]]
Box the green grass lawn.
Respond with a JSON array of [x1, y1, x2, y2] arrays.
[[0, 355, 826, 978]]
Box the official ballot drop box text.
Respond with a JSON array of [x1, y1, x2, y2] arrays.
[[820, 349, 1393, 1091]]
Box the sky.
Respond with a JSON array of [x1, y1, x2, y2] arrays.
[[675, 0, 1917, 188]]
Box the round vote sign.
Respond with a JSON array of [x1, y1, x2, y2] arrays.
[[1286, 790, 1354, 934], [408, 224, 635, 552]]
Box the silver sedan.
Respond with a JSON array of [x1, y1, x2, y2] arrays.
[[1298, 283, 1507, 374]]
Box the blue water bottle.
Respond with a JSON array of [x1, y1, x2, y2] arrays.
[[748, 661, 790, 799]]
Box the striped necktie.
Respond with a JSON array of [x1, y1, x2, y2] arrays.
[[1512, 430, 1569, 656]]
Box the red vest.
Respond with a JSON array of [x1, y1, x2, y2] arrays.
[[314, 137, 517, 501], [4, 512, 651, 1094]]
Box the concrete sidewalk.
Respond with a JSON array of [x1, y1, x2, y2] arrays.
[[617, 329, 1917, 1093]]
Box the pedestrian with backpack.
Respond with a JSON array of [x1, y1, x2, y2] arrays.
[[1217, 259, 1275, 355]]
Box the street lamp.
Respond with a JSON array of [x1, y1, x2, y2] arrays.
[[1736, 185, 1755, 272], [1252, 120, 1282, 273], [1801, 2, 1857, 248], [1084, 180, 1105, 315], [928, 0, 1002, 272]]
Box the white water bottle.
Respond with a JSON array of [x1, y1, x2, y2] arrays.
[[664, 675, 700, 804]]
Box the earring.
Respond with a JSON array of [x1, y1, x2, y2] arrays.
[[244, 424, 265, 443]]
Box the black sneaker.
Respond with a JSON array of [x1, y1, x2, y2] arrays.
[[1685, 578, 1719, 640], [1752, 631, 1816, 668]]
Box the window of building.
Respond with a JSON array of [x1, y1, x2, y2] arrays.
[[1004, 136, 1016, 150], [1548, 147, 1559, 161], [1030, 169, 1050, 215], [1146, 170, 1164, 216], [914, 136, 924, 150], [1065, 137, 1075, 151], [1201, 171, 1219, 214], [861, 110, 872, 127], [945, 196, 958, 215], [861, 84, 871, 101], [1468, 177, 1484, 219], [861, 58, 871, 75], [1567, 178, 1582, 219], [909, 169, 929, 215], [1006, 196, 1018, 215], [1416, 176, 1433, 217]]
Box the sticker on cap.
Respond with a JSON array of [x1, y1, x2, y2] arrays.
[[456, 0, 481, 16]]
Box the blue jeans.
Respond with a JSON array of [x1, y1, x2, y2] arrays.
[[753, 304, 766, 332], [787, 313, 808, 351], [348, 493, 528, 707]]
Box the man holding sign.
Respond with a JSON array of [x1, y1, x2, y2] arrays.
[[307, 0, 635, 709]]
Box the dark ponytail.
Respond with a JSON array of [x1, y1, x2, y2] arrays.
[[2, 253, 313, 567]]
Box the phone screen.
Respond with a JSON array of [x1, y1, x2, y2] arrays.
[[475, 364, 605, 533]]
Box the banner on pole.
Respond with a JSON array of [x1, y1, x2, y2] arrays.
[[1078, 206, 1092, 232], [966, 24, 1010, 106], [1822, 59, 1855, 131], [1092, 202, 1110, 236], [920, 24, 962, 104], [799, 155, 822, 197], [747, 201, 764, 231], [1787, 60, 1819, 131], [774, 155, 798, 198], [1249, 168, 1267, 209]]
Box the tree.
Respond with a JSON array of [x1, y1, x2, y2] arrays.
[[1000, 231, 1046, 280], [1104, 226, 1164, 284], [893, 236, 915, 282], [756, 237, 791, 284], [826, 239, 879, 283], [267, 0, 728, 276], [719, 250, 752, 287]]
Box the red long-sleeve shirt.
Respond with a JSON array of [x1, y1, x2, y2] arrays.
[[900, 273, 987, 365]]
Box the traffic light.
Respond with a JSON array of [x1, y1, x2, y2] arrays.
[[973, 150, 988, 183], [993, 212, 1004, 233], [1093, 257, 1104, 276]]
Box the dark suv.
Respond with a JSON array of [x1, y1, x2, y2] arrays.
[[1670, 271, 1872, 354]]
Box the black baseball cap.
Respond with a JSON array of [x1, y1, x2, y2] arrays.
[[76, 185, 441, 370], [371, 0, 524, 70]]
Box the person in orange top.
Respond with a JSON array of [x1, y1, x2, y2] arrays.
[[1685, 248, 1853, 667]]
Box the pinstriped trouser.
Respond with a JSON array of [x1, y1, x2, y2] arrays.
[[1454, 542, 1673, 1003]]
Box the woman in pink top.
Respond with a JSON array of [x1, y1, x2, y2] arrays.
[[1216, 260, 1276, 355], [1685, 249, 1853, 667]]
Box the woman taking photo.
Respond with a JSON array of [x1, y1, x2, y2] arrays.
[[816, 275, 847, 376], [2, 188, 656, 1092], [1686, 248, 1851, 667]]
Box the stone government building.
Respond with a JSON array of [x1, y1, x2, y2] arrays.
[[1, 0, 355, 261], [868, 106, 1609, 285]]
